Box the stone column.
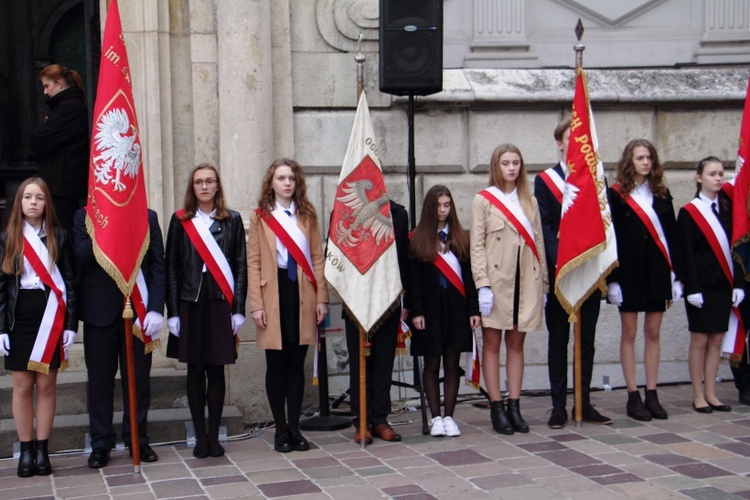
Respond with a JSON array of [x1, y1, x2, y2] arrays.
[[697, 0, 750, 63]]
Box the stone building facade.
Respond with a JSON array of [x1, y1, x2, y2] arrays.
[[2, 0, 750, 423]]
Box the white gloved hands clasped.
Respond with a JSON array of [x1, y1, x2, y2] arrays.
[[733, 288, 745, 308], [607, 282, 623, 307], [478, 287, 494, 317], [687, 293, 704, 308], [231, 314, 245, 336], [142, 311, 163, 337], [167, 316, 180, 337]]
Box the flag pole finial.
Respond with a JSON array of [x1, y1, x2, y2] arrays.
[[574, 19, 585, 68], [356, 33, 366, 100]]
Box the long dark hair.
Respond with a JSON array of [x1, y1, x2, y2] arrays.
[[409, 185, 470, 263], [615, 139, 668, 198], [2, 178, 60, 274], [256, 158, 317, 223], [179, 163, 230, 220]]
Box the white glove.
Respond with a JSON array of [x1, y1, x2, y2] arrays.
[[733, 288, 745, 307], [143, 311, 163, 337], [0, 334, 9, 356], [687, 293, 704, 308], [167, 316, 180, 337], [607, 282, 623, 307], [544, 293, 548, 308], [62, 330, 76, 354], [231, 314, 245, 335], [478, 287, 494, 317], [672, 280, 683, 301]]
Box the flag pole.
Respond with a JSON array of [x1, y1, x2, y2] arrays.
[[355, 35, 368, 449], [123, 297, 141, 472], [572, 19, 585, 429]]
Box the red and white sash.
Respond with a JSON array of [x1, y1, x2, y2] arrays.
[[256, 208, 318, 292], [479, 186, 540, 262], [433, 249, 465, 299], [177, 210, 235, 309], [22, 224, 67, 374], [539, 167, 564, 205], [684, 200, 746, 359], [612, 184, 674, 283]]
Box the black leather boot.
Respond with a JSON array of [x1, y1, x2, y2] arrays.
[[490, 400, 514, 435], [644, 389, 668, 420], [17, 441, 34, 478], [506, 398, 530, 433], [34, 439, 51, 475], [626, 390, 652, 421]]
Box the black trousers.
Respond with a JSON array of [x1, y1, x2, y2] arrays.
[[345, 310, 400, 427], [83, 319, 152, 449], [546, 289, 601, 409]]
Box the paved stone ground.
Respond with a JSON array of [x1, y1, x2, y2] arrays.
[[1, 383, 749, 499]]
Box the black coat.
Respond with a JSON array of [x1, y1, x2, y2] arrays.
[[30, 87, 89, 199], [607, 186, 681, 303], [534, 163, 565, 287], [407, 255, 479, 356], [74, 208, 166, 327], [0, 226, 78, 333], [165, 210, 247, 318]]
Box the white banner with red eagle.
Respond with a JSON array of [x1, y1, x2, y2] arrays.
[[86, 0, 149, 297], [324, 91, 402, 333], [555, 67, 618, 317]]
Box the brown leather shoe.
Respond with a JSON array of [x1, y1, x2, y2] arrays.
[[373, 423, 401, 442], [354, 427, 373, 444]]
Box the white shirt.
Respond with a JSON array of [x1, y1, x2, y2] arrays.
[[20, 221, 46, 290], [558, 160, 569, 180], [274, 200, 297, 269], [195, 208, 217, 272], [698, 192, 719, 213], [633, 180, 654, 205]]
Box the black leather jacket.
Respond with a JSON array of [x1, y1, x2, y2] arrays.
[[165, 210, 247, 318], [0, 227, 78, 333]]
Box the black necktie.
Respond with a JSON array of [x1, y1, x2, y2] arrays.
[[711, 202, 719, 218], [285, 210, 297, 282], [438, 230, 447, 289]]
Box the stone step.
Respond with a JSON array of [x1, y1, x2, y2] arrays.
[[0, 406, 245, 457], [0, 368, 187, 419]]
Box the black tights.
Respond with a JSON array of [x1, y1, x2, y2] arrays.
[[423, 349, 461, 418], [187, 363, 225, 445], [265, 345, 309, 432]]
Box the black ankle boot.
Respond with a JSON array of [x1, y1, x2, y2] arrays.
[[626, 390, 652, 421], [17, 441, 34, 478], [34, 439, 51, 475], [506, 399, 529, 433], [490, 400, 514, 435], [644, 389, 668, 420]]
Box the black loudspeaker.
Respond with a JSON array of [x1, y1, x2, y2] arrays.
[[379, 0, 443, 96]]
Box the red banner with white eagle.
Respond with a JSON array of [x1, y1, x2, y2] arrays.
[[324, 91, 402, 333], [731, 75, 750, 280], [86, 0, 149, 297], [554, 67, 618, 317]]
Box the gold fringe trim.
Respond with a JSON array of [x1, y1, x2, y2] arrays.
[[85, 213, 150, 298], [131, 325, 162, 354], [732, 236, 750, 282], [26, 360, 50, 375], [465, 379, 481, 391], [312, 377, 319, 386], [339, 291, 403, 340], [554, 241, 619, 318], [59, 359, 69, 372]]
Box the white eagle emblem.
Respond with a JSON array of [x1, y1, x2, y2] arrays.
[[561, 182, 580, 215], [92, 109, 141, 192], [335, 179, 392, 247]]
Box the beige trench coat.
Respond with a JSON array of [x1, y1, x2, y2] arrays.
[[470, 193, 549, 331], [247, 210, 329, 350]]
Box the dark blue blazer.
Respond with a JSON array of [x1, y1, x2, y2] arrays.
[[73, 208, 166, 327], [534, 163, 565, 287]]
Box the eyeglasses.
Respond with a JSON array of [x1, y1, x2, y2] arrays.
[[193, 179, 217, 187]]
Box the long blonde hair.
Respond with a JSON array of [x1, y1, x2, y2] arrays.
[[488, 143, 534, 218]]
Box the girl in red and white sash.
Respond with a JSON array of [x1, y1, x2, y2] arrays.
[[408, 185, 481, 438], [677, 157, 744, 413], [248, 159, 328, 453], [607, 139, 683, 421], [0, 177, 77, 477], [165, 164, 247, 458], [470, 144, 548, 435]]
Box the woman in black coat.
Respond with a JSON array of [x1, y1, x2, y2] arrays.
[[607, 139, 682, 422], [408, 185, 480, 438], [677, 157, 744, 413], [29, 65, 89, 233]]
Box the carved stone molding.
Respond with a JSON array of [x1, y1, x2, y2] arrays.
[[549, 0, 666, 27], [316, 0, 379, 52], [466, 0, 537, 64], [702, 0, 750, 42]]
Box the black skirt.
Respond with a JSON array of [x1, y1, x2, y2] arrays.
[[686, 289, 732, 333], [4, 289, 60, 371], [278, 268, 301, 347], [410, 288, 473, 357], [166, 273, 236, 365]]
